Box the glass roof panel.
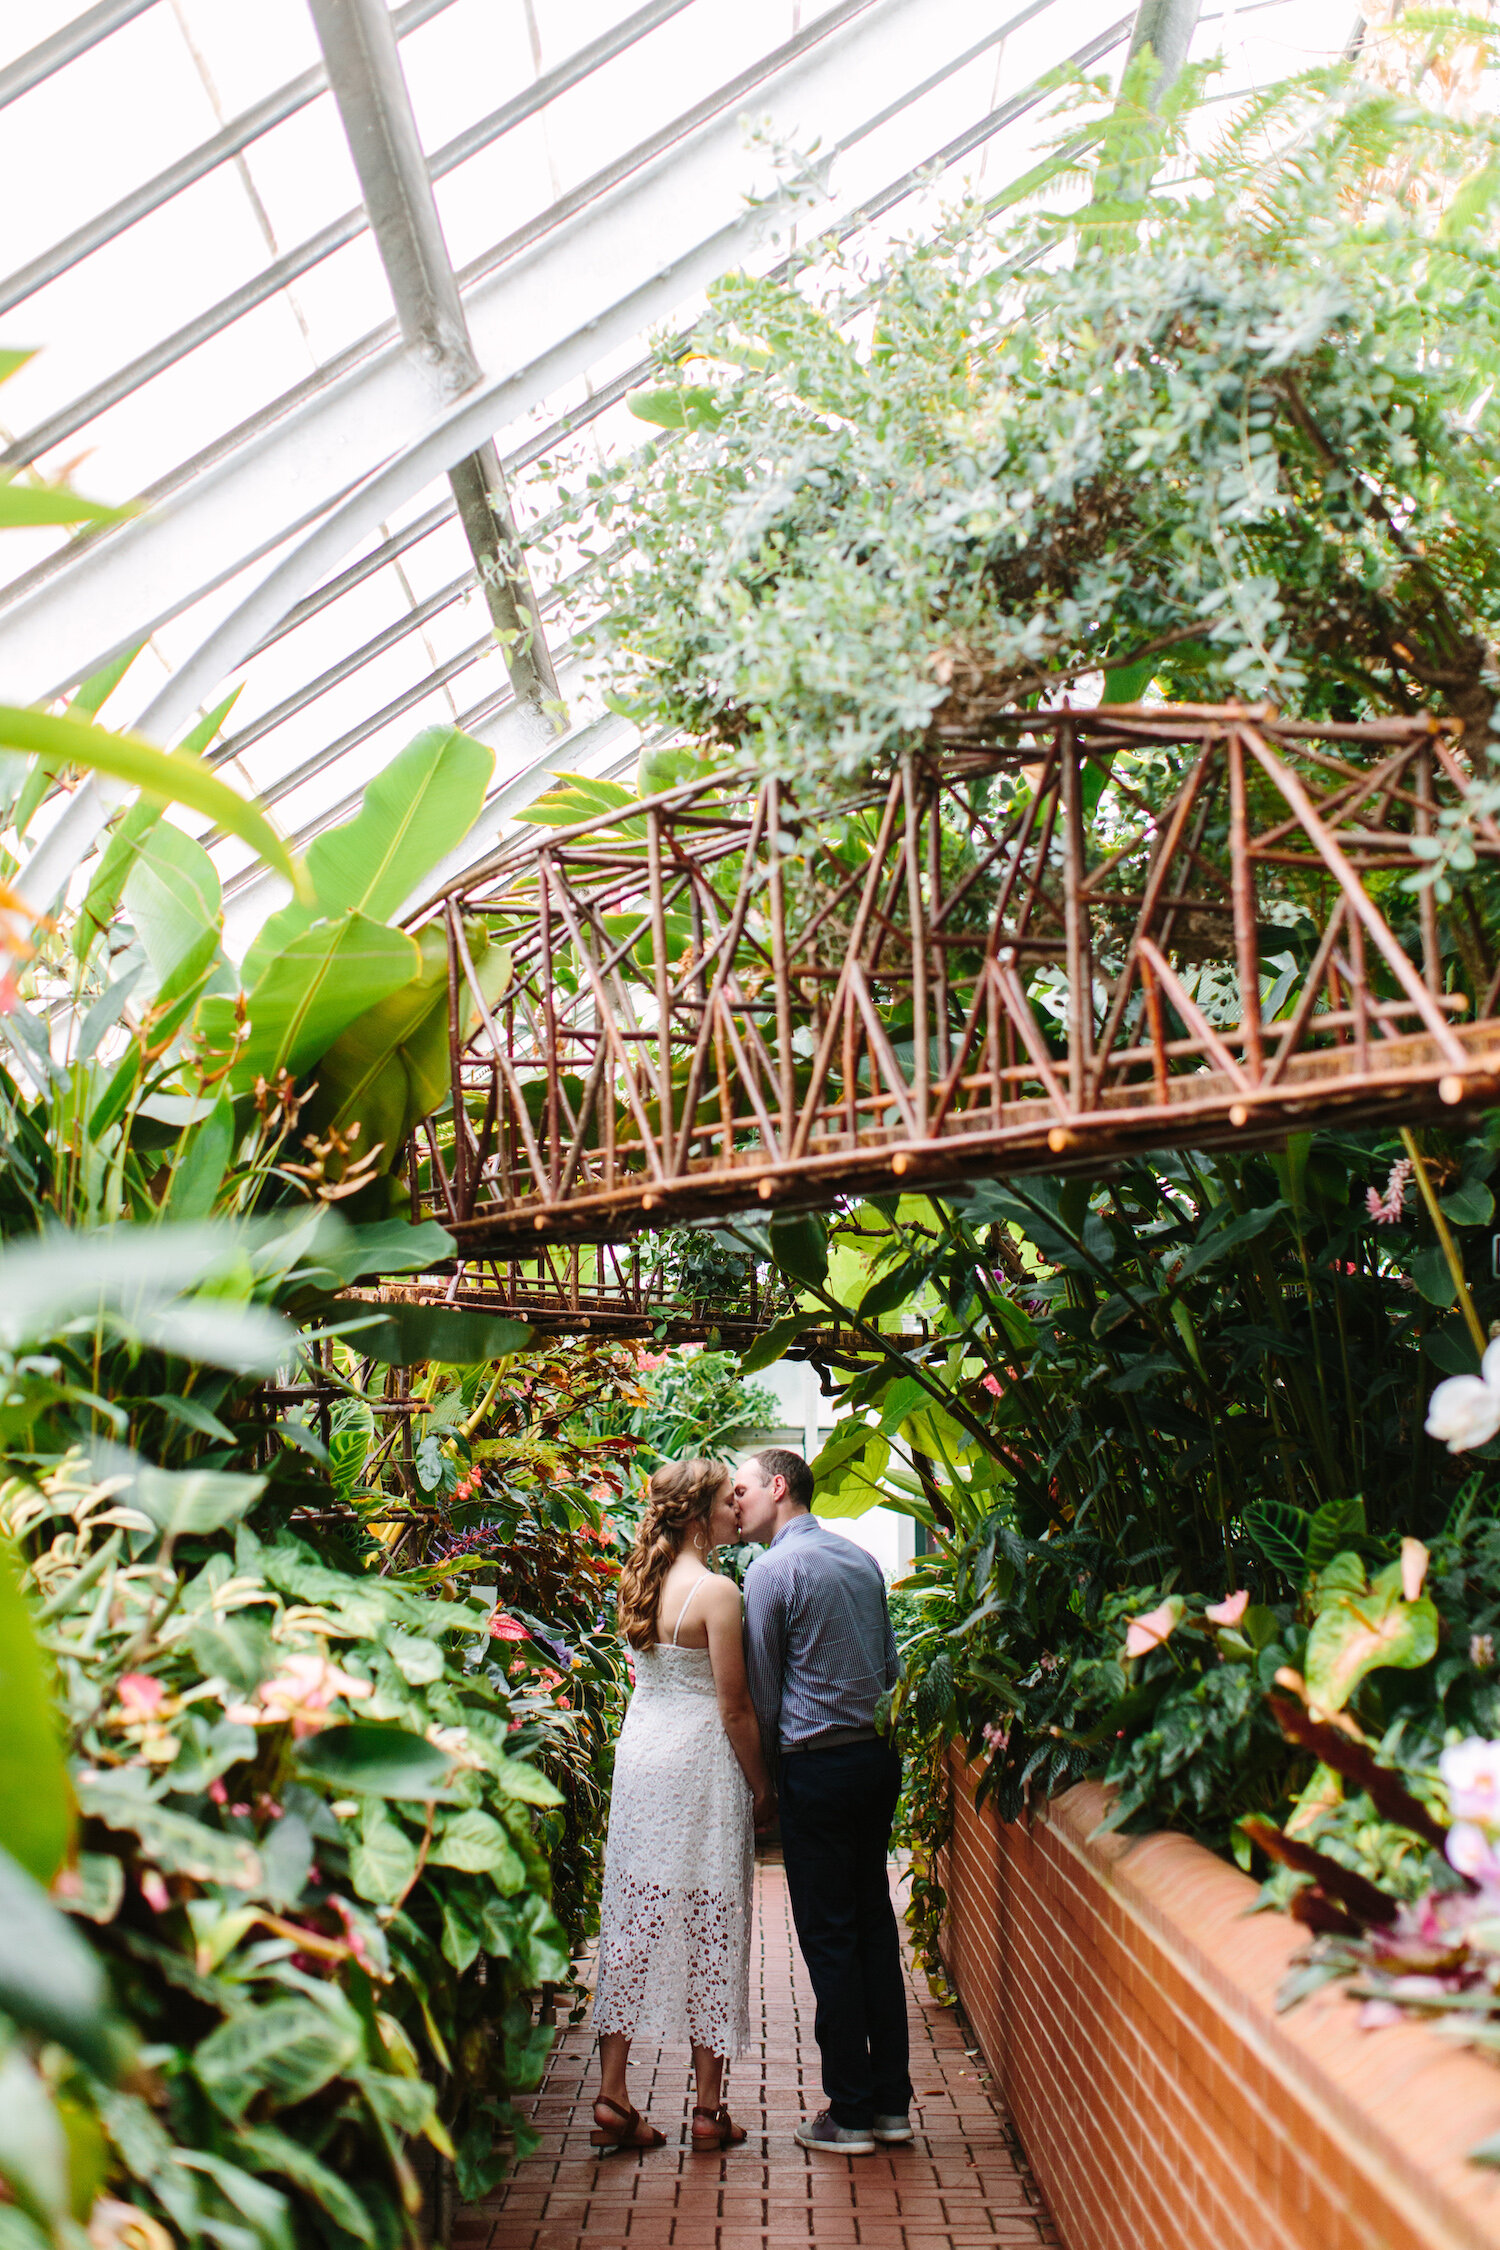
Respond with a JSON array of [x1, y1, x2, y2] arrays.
[[0, 0, 1367, 956]]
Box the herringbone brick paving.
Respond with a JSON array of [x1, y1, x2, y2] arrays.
[[456, 1855, 1059, 2250]]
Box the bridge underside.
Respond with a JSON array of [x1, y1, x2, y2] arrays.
[[406, 705, 1500, 1254]]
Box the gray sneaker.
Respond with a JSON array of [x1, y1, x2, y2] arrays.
[[795, 2109, 876, 2155], [872, 2113, 914, 2143]]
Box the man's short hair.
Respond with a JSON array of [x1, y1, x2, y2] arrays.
[[750, 1446, 813, 1511]]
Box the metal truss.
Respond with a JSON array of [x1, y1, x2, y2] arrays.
[[411, 705, 1500, 1251], [346, 1244, 798, 1345]]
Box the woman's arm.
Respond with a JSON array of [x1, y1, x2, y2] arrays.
[[702, 1577, 777, 1828]]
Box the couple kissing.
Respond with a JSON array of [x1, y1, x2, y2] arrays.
[[590, 1448, 912, 2156]]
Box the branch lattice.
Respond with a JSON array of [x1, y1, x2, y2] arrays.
[[412, 704, 1500, 1252]]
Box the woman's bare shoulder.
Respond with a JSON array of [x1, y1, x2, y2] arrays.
[[701, 1572, 744, 1616]]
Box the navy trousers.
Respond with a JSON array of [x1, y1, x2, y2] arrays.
[[777, 1739, 913, 2130]]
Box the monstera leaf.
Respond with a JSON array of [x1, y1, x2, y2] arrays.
[[1303, 1556, 1440, 1713]]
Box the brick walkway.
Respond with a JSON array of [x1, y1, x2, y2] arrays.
[[458, 1855, 1059, 2250]]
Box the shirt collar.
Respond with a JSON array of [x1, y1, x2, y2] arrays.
[[770, 1511, 820, 1549]]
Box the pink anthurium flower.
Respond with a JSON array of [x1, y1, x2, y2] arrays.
[[1124, 1599, 1183, 1658], [1401, 1538, 1429, 1602], [1205, 1590, 1250, 1629]]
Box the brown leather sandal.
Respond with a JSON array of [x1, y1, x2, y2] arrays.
[[590, 2095, 666, 2151], [691, 2105, 747, 2151]]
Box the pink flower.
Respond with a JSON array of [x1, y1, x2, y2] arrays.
[[490, 1614, 528, 1641], [1124, 1599, 1183, 1659], [225, 1652, 372, 1740], [208, 1779, 229, 1806], [1205, 1591, 1249, 1629], [1401, 1538, 1429, 1602], [1447, 1820, 1500, 1888], [328, 1894, 379, 1975], [981, 1720, 1009, 1755], [1366, 1158, 1413, 1226], [117, 1673, 165, 1717], [140, 1871, 171, 1913], [1359, 1999, 1404, 2030], [981, 1373, 1003, 1398], [1441, 1738, 1500, 1826], [636, 1350, 668, 1372]]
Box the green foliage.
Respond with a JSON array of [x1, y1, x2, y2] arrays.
[[557, 62, 1500, 792], [1, 1448, 570, 2241], [590, 1346, 778, 1478]]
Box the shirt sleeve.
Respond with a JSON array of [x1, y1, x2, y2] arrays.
[[743, 1557, 786, 1757], [880, 1582, 900, 1690]]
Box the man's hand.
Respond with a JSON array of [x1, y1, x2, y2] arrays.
[[753, 1789, 779, 1834]]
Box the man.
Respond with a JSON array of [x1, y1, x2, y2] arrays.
[[734, 1446, 912, 2157]]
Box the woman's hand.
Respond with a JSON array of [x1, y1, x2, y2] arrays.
[[753, 1789, 779, 1833]]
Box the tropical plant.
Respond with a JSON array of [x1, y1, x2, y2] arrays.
[[0, 1443, 569, 2245], [550, 45, 1500, 796]]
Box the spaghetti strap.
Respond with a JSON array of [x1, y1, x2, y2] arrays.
[[669, 1574, 709, 1645]]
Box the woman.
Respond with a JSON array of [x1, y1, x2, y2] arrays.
[[591, 1458, 776, 2153]]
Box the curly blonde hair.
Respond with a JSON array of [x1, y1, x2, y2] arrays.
[[617, 1458, 731, 1651]]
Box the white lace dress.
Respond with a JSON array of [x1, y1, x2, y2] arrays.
[[592, 1584, 754, 2058]]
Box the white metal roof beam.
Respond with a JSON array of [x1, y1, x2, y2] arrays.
[[0, 0, 157, 110], [0, 0, 705, 467], [305, 0, 559, 730], [0, 0, 462, 321]]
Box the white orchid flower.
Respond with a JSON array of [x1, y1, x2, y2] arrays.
[[1426, 1339, 1500, 1454]]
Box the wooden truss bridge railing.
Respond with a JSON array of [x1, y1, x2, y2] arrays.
[[412, 703, 1500, 1252]]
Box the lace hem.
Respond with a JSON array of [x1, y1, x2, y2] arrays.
[[592, 1877, 751, 2058]]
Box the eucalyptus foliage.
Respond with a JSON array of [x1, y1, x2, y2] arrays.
[[557, 56, 1500, 790]]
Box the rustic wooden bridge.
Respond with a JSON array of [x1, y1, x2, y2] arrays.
[[407, 702, 1500, 1261]]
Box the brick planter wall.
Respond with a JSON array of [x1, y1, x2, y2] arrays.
[[937, 1757, 1500, 2250]]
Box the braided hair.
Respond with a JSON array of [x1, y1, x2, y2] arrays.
[[617, 1458, 731, 1651]]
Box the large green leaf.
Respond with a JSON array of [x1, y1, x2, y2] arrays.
[[348, 1803, 419, 1903], [76, 692, 241, 960], [739, 1313, 814, 1374], [166, 1093, 236, 1220], [132, 1467, 266, 1540], [1304, 1566, 1441, 1713], [488, 1756, 563, 1808], [228, 913, 420, 1097], [310, 1218, 456, 1287], [0, 1848, 116, 2077], [0, 708, 299, 895], [308, 726, 493, 922], [810, 1422, 892, 1518], [0, 2047, 69, 2227], [123, 819, 223, 1005], [0, 1545, 71, 1884], [176, 2151, 294, 2250], [0, 1224, 277, 1356], [301, 921, 510, 1174], [296, 1722, 455, 1798], [354, 1302, 533, 1368], [429, 1809, 527, 1889], [195, 1999, 362, 2121], [769, 1211, 828, 1289], [75, 1775, 262, 1887], [233, 2126, 376, 2247]]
